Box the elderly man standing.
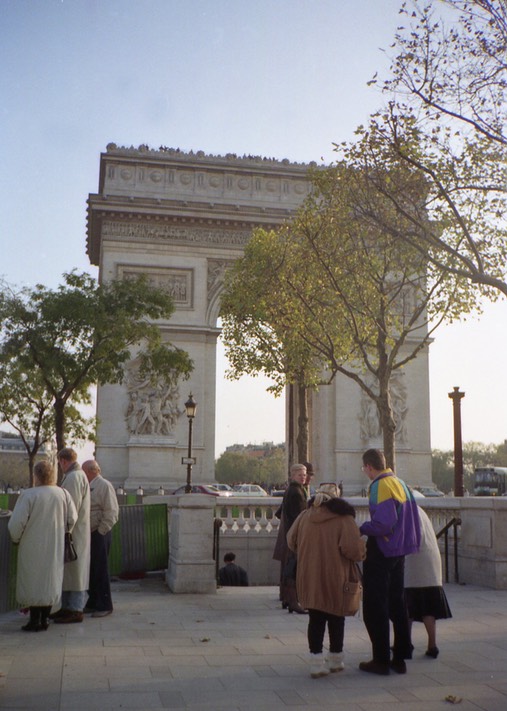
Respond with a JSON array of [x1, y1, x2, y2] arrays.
[[53, 447, 91, 624], [82, 459, 119, 618]]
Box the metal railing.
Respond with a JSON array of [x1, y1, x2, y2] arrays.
[[436, 517, 461, 584]]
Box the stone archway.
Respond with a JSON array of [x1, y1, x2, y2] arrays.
[[87, 144, 432, 492], [87, 145, 312, 489]]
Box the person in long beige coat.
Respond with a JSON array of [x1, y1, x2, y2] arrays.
[[8, 460, 77, 632], [53, 447, 91, 624], [287, 483, 366, 678]]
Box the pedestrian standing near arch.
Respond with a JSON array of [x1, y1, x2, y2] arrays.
[[287, 483, 365, 678], [359, 448, 421, 675], [52, 448, 91, 624], [82, 459, 119, 617]]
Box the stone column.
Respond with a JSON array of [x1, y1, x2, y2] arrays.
[[166, 494, 217, 593]]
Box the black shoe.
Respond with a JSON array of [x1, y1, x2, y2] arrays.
[[390, 659, 407, 674], [21, 621, 41, 632], [288, 604, 308, 614], [425, 647, 439, 659], [390, 643, 413, 660], [359, 660, 390, 675], [48, 609, 68, 620]]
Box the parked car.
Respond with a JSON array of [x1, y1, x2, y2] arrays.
[[172, 483, 222, 496], [231, 484, 268, 496], [415, 486, 445, 497], [214, 483, 234, 493]]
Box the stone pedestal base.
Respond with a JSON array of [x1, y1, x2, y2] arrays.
[[166, 494, 217, 593]]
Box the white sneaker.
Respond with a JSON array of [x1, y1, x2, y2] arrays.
[[310, 652, 330, 678], [327, 652, 344, 672]]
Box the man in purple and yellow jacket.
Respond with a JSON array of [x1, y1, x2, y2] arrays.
[[359, 448, 421, 676]]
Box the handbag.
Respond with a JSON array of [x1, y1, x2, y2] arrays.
[[343, 563, 363, 616], [64, 530, 78, 563]]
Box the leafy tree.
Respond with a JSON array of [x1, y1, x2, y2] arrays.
[[222, 160, 472, 468], [289, 167, 470, 467], [0, 356, 91, 485], [432, 441, 503, 493], [215, 446, 286, 488], [359, 0, 507, 297], [431, 449, 455, 493], [215, 451, 262, 485], [220, 229, 336, 463], [0, 272, 193, 459]]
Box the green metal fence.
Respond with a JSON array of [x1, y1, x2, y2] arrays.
[[0, 502, 169, 612], [109, 503, 169, 577]]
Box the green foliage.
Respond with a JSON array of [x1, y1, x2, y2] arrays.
[[432, 441, 507, 493], [0, 271, 193, 453], [221, 228, 328, 396], [215, 446, 286, 487], [221, 160, 472, 468]]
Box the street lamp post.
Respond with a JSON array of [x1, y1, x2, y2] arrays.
[[184, 393, 197, 494]]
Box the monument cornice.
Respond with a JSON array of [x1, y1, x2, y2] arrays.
[[102, 142, 317, 172]]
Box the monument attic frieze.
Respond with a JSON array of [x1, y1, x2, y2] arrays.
[[100, 144, 311, 205]]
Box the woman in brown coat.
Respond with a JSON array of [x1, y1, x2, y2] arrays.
[[287, 483, 366, 678]]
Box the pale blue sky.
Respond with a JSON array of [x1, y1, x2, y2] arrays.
[[1, 0, 506, 455]]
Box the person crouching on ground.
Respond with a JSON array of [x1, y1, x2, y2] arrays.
[[219, 552, 249, 586], [287, 483, 366, 678]]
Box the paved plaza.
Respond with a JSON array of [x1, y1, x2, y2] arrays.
[[1, 577, 507, 710]]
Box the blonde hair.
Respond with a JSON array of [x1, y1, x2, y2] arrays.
[[34, 460, 56, 486], [313, 482, 340, 507]]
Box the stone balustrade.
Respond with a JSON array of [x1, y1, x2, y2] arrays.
[[149, 493, 507, 590]]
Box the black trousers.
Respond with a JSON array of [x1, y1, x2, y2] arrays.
[[307, 609, 345, 654], [362, 537, 411, 664], [86, 530, 113, 612]]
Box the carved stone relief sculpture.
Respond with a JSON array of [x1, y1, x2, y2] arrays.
[[125, 358, 181, 437], [118, 265, 193, 308]]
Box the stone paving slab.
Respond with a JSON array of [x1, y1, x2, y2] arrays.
[[1, 578, 507, 710]]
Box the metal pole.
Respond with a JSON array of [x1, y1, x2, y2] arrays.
[[185, 415, 194, 494], [448, 386, 465, 497]]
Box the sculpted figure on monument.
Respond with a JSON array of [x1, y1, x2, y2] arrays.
[[125, 360, 181, 437]]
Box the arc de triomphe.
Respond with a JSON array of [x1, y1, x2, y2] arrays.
[[87, 144, 431, 492]]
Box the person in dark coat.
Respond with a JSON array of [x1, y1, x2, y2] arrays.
[[219, 553, 249, 586], [274, 463, 308, 613]]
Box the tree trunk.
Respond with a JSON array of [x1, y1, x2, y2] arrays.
[[54, 398, 66, 484], [27, 451, 36, 488], [378, 384, 396, 471], [288, 383, 295, 476], [296, 382, 309, 464]]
